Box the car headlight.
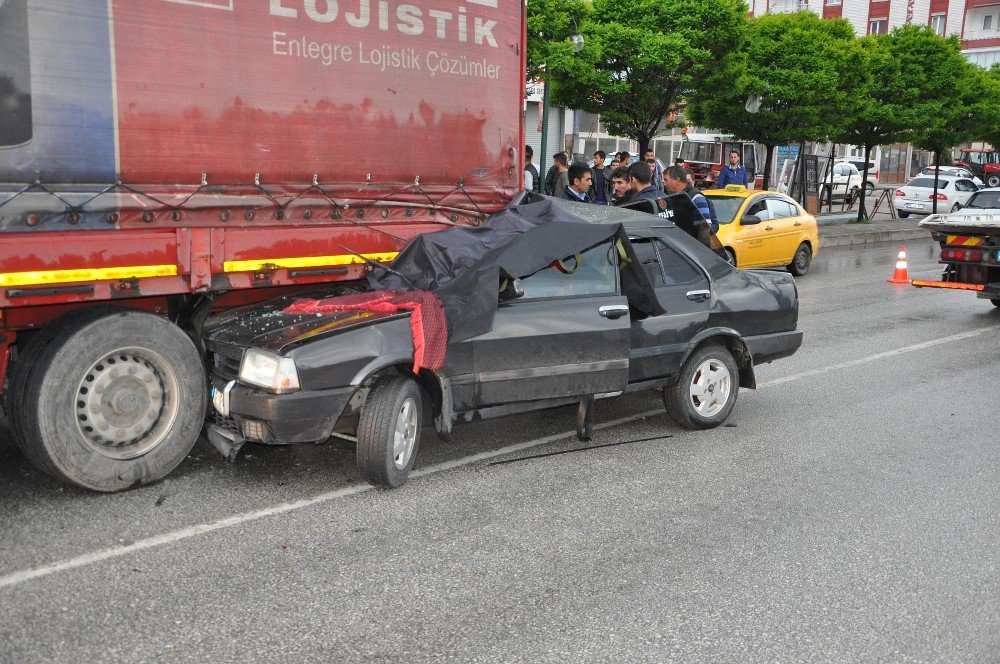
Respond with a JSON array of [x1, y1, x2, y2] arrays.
[[239, 349, 300, 393]]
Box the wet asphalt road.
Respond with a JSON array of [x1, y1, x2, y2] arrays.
[[1, 238, 998, 663]]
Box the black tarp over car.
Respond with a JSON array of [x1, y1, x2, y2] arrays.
[[370, 197, 666, 341]]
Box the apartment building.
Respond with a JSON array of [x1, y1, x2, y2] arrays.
[[746, 0, 1000, 67]]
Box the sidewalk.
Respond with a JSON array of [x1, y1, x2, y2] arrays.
[[815, 209, 932, 248]]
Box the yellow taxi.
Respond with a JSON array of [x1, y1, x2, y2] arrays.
[[703, 185, 820, 276]]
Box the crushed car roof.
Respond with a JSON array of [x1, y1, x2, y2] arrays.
[[370, 197, 667, 341]]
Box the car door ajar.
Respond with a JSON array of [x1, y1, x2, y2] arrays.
[[467, 241, 631, 406], [628, 238, 711, 382]]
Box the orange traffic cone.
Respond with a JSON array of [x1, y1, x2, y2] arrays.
[[887, 245, 911, 284]]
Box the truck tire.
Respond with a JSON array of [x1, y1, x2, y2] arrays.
[[662, 344, 739, 430], [987, 175, 1000, 188], [7, 306, 124, 466], [356, 374, 422, 488], [14, 308, 206, 492]]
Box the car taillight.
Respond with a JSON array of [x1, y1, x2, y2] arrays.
[[874, 170, 880, 179], [930, 193, 947, 200], [895, 190, 905, 197], [942, 248, 983, 261]]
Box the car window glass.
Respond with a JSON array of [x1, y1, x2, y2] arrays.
[[702, 195, 742, 224], [956, 179, 975, 192], [834, 164, 850, 176], [519, 241, 617, 299], [965, 192, 1000, 209], [765, 199, 796, 219], [631, 238, 665, 287], [655, 241, 702, 286], [745, 199, 768, 220], [908, 178, 949, 189]]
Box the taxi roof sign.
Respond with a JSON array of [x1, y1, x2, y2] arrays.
[[724, 185, 747, 192]]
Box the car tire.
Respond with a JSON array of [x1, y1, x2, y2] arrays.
[[662, 344, 739, 430], [898, 211, 910, 218], [864, 181, 875, 192], [992, 299, 1000, 308], [15, 308, 207, 492], [987, 175, 1000, 188], [951, 203, 961, 212], [724, 248, 737, 267], [357, 374, 423, 488], [788, 243, 812, 276]]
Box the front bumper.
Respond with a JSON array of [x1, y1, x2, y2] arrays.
[[744, 330, 803, 365], [209, 377, 357, 445]]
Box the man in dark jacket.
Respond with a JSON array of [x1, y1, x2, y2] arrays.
[[543, 152, 568, 196], [559, 162, 593, 202], [611, 166, 633, 206], [588, 151, 612, 205], [523, 145, 540, 193]]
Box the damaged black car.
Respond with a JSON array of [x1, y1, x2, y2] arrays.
[[202, 196, 803, 488]]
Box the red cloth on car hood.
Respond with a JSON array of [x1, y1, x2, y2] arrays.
[[284, 290, 447, 372]]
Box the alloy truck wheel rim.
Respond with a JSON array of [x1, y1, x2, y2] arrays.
[[392, 397, 418, 469], [689, 359, 731, 418], [74, 347, 180, 460]]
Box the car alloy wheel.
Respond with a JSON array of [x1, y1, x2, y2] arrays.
[[662, 344, 739, 429], [688, 358, 731, 418], [392, 397, 419, 470]]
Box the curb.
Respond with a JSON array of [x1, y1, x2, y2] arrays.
[[819, 227, 932, 247]]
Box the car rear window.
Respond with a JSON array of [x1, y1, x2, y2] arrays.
[[907, 178, 950, 189], [702, 195, 742, 224]]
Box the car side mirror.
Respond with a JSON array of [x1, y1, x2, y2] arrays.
[[741, 214, 762, 225]]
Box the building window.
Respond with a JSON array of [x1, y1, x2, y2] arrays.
[[825, 0, 841, 5], [869, 19, 888, 34], [930, 13, 946, 35], [984, 14, 994, 31]]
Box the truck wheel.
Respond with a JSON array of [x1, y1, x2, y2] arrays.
[[987, 175, 1000, 188], [662, 344, 739, 430], [14, 309, 206, 492], [788, 243, 812, 276], [357, 374, 423, 488]]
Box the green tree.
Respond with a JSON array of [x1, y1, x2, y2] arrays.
[[903, 29, 991, 213], [833, 28, 955, 220], [973, 63, 1000, 157], [686, 12, 866, 190], [526, 0, 588, 83], [543, 0, 748, 154]]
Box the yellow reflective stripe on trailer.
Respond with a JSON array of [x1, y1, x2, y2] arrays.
[[0, 265, 178, 287], [945, 235, 985, 247], [223, 252, 399, 273]]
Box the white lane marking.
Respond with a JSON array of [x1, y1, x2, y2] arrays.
[[0, 410, 659, 590], [758, 324, 1000, 389], [3, 323, 999, 589]]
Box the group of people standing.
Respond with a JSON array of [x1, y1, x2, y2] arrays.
[[523, 145, 751, 249]]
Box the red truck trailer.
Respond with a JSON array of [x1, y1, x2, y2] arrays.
[[0, 0, 524, 491]]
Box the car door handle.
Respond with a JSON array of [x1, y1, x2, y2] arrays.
[[686, 289, 711, 302], [794, 221, 802, 226], [764, 225, 774, 231], [598, 304, 629, 319]]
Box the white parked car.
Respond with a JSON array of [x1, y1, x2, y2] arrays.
[[920, 166, 985, 188], [895, 176, 981, 217], [820, 162, 869, 199], [842, 159, 879, 189]]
